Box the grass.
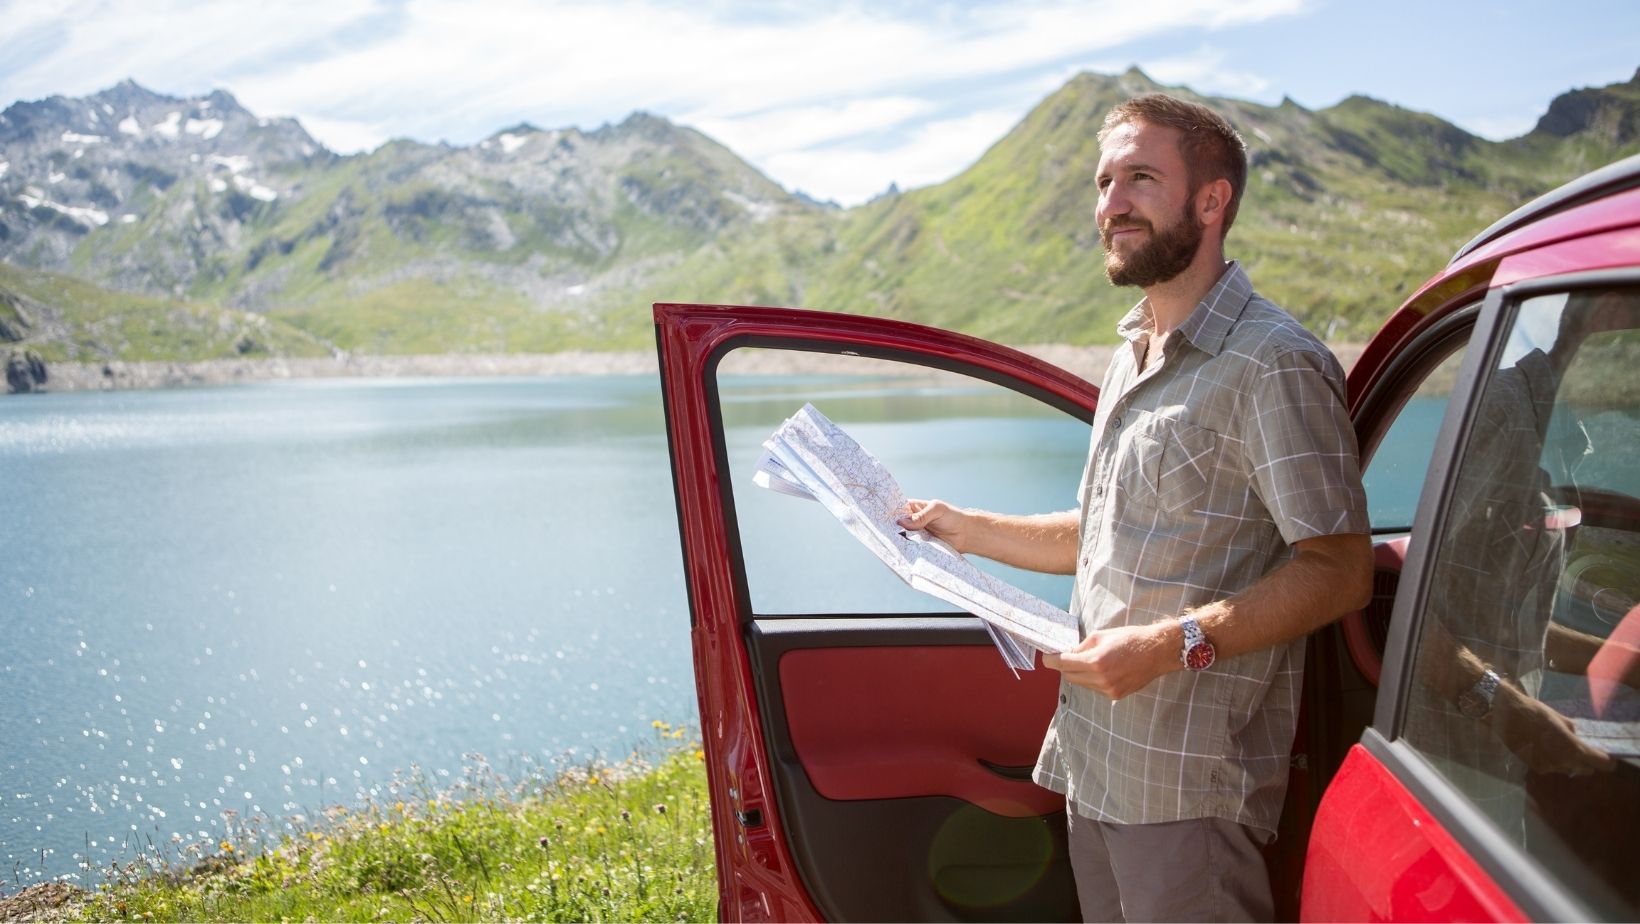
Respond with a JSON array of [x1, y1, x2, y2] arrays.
[[67, 725, 716, 923]]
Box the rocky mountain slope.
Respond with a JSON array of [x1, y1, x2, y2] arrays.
[[2, 67, 1638, 365]]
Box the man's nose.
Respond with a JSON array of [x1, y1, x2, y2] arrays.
[[1097, 185, 1130, 219]]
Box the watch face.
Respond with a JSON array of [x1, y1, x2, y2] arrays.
[[1184, 641, 1216, 672], [1457, 689, 1490, 719]]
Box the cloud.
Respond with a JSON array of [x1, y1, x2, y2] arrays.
[[0, 0, 1310, 202], [1141, 47, 1275, 100], [763, 107, 1025, 205], [0, 0, 384, 103], [683, 98, 937, 162]]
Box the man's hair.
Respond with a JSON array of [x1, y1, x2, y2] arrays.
[[1099, 94, 1248, 237]]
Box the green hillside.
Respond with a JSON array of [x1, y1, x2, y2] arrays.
[[625, 68, 1640, 348], [4, 67, 1638, 362], [0, 261, 331, 363]]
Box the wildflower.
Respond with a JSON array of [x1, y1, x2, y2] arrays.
[[394, 801, 405, 813], [694, 749, 705, 762], [588, 774, 600, 786], [219, 841, 235, 854], [651, 720, 666, 729], [538, 835, 550, 848], [621, 809, 632, 822], [654, 803, 667, 815]]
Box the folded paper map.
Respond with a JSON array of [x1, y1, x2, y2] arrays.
[[753, 403, 1079, 672]]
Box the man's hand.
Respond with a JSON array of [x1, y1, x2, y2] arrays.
[[898, 499, 976, 554], [898, 500, 1080, 574], [1043, 622, 1178, 700], [1490, 682, 1615, 776]]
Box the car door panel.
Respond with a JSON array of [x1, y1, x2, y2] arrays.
[[750, 619, 1077, 921], [775, 639, 1062, 815], [656, 302, 1099, 922], [1304, 738, 1527, 923]]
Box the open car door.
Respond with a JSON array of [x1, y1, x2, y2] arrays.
[[655, 302, 1100, 922]]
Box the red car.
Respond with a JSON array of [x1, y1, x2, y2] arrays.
[[656, 153, 1640, 922]]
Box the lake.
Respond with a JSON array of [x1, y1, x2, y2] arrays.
[[0, 374, 1095, 884]]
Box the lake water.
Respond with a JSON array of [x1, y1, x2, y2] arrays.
[[0, 374, 1099, 885]]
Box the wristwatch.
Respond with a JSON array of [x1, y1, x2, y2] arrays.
[[1457, 668, 1502, 719], [1180, 616, 1216, 672]]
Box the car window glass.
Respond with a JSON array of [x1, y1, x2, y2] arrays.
[[1399, 287, 1640, 918], [715, 348, 1088, 617], [1360, 346, 1466, 530]]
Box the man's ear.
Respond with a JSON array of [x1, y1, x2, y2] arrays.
[[1194, 178, 1233, 231]]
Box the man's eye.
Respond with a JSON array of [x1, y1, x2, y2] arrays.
[[1133, 172, 1152, 181]]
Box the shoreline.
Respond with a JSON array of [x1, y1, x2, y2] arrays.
[[12, 344, 1366, 394]]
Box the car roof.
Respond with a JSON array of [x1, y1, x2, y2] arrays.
[[1451, 152, 1640, 265]]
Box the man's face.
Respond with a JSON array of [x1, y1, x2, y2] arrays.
[[1095, 120, 1204, 288]]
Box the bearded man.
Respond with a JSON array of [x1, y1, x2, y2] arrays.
[[898, 94, 1373, 922]]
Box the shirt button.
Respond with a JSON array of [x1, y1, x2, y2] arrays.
[[1059, 694, 1068, 705], [1110, 416, 1123, 429]]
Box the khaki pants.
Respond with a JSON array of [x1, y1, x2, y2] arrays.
[[1066, 811, 1273, 923]]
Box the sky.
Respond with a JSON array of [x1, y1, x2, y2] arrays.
[[1, 0, 1636, 206]]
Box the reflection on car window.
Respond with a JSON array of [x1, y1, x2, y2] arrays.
[[1401, 287, 1640, 919], [715, 348, 1087, 617], [1361, 347, 1466, 530]]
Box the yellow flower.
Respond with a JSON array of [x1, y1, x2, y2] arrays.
[[219, 841, 234, 854], [694, 749, 705, 762], [463, 894, 474, 904], [651, 720, 666, 729], [394, 801, 405, 813], [588, 774, 600, 786], [305, 831, 323, 842]]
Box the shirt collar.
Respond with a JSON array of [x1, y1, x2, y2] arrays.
[[1114, 261, 1255, 357]]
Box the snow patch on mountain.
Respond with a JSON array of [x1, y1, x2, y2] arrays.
[[208, 154, 252, 174], [185, 118, 223, 140], [18, 189, 109, 227]]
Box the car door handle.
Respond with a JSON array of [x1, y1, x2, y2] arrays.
[[978, 758, 1035, 782]]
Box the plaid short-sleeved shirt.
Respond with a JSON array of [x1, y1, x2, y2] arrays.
[[1033, 262, 1369, 837]]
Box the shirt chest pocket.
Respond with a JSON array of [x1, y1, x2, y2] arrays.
[[1118, 417, 1220, 514]]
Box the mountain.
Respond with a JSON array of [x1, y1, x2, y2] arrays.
[[2, 69, 1638, 365], [0, 83, 817, 359]]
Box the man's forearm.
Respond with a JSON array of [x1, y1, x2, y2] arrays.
[[1185, 533, 1374, 661], [961, 508, 1081, 575]]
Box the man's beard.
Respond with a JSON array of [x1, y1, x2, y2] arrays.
[[1101, 206, 1203, 288]]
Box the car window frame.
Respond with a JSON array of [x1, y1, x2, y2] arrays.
[[1369, 268, 1640, 923], [1353, 304, 1479, 534], [698, 335, 1097, 625]]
